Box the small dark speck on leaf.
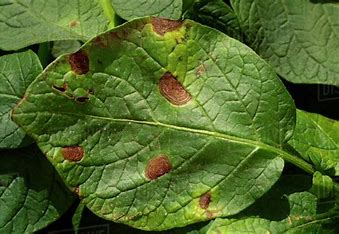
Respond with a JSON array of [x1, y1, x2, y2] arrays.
[[151, 17, 183, 36], [75, 96, 89, 104], [69, 20, 79, 28], [199, 192, 211, 209], [159, 72, 191, 105], [88, 89, 94, 95], [69, 51, 89, 75], [145, 155, 172, 180], [62, 146, 84, 161], [52, 83, 67, 92]]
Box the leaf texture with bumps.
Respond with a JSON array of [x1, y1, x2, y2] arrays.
[[13, 17, 296, 230], [0, 51, 42, 148], [0, 146, 74, 233], [0, 0, 110, 50], [231, 0, 339, 86]]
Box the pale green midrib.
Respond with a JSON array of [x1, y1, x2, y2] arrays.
[[17, 111, 314, 173]]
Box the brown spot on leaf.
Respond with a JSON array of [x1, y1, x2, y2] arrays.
[[69, 51, 89, 75], [151, 17, 183, 36], [52, 83, 67, 92], [159, 72, 191, 105], [69, 20, 79, 28], [62, 146, 84, 161], [94, 37, 107, 48], [199, 192, 211, 209], [145, 155, 172, 180]]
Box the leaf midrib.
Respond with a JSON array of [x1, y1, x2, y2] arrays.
[[18, 110, 298, 163]]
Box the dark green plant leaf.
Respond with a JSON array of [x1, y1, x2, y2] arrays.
[[0, 146, 74, 233], [72, 202, 85, 234], [231, 0, 339, 86], [289, 110, 339, 175], [0, 0, 110, 51], [52, 40, 82, 58], [310, 171, 335, 199], [111, 0, 183, 20], [207, 192, 339, 234], [13, 17, 298, 230], [0, 51, 42, 149], [184, 0, 242, 40]]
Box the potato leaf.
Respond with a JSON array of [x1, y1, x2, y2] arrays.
[[184, 0, 242, 40], [231, 0, 339, 86], [13, 17, 298, 230], [0, 146, 74, 233], [0, 51, 42, 149], [0, 0, 110, 51], [207, 192, 339, 233], [111, 0, 183, 20], [289, 110, 339, 175]]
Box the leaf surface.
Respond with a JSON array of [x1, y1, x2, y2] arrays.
[[0, 51, 42, 148], [289, 110, 339, 175], [231, 0, 339, 86], [13, 17, 296, 230], [111, 0, 182, 20], [0, 0, 110, 50], [207, 192, 339, 234], [185, 0, 242, 40], [0, 146, 74, 233]]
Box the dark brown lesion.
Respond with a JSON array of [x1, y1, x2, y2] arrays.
[[69, 51, 89, 75], [61, 146, 84, 162], [52, 83, 68, 93], [199, 192, 211, 209], [145, 155, 172, 180], [159, 72, 192, 106], [75, 96, 89, 104], [151, 17, 183, 36]]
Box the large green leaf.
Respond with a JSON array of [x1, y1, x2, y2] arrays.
[[0, 51, 42, 148], [207, 192, 339, 233], [111, 0, 183, 20], [0, 0, 110, 51], [231, 0, 339, 86], [184, 0, 242, 40], [0, 146, 74, 233], [289, 110, 339, 175], [13, 17, 297, 230]]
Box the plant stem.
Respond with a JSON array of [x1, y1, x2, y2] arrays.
[[99, 0, 116, 29], [280, 151, 315, 174]]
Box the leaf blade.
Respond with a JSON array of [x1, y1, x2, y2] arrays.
[[0, 51, 42, 149], [0, 0, 110, 50], [232, 0, 339, 86], [13, 17, 296, 230]]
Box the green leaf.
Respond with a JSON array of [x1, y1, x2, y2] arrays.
[[52, 40, 82, 58], [231, 0, 339, 86], [0, 51, 42, 149], [72, 202, 85, 234], [0, 0, 110, 51], [207, 192, 339, 234], [13, 17, 299, 230], [111, 0, 183, 20], [184, 0, 242, 40], [289, 110, 339, 175], [310, 171, 335, 199], [0, 146, 74, 233]]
